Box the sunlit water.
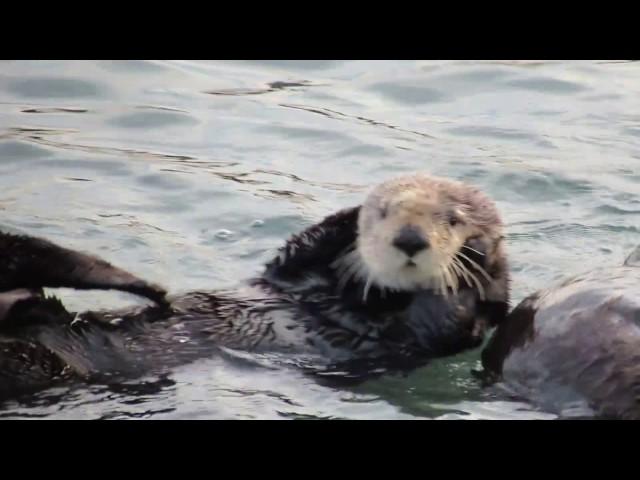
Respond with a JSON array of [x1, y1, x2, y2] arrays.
[[0, 60, 638, 419]]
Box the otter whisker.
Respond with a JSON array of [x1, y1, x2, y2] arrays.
[[441, 263, 456, 293], [446, 262, 460, 295], [336, 270, 354, 294], [336, 260, 364, 293], [453, 256, 486, 300], [442, 263, 458, 296], [456, 258, 478, 287], [333, 248, 369, 294], [437, 266, 448, 297], [336, 255, 360, 279], [439, 265, 458, 297], [452, 255, 473, 283], [332, 248, 358, 275], [451, 257, 473, 287], [337, 271, 357, 294], [449, 261, 463, 286], [462, 245, 485, 256], [467, 271, 486, 300], [449, 257, 465, 279], [331, 243, 357, 265], [455, 251, 492, 282], [363, 276, 373, 303], [450, 261, 461, 289]]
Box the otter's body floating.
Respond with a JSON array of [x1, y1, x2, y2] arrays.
[[0, 174, 509, 396], [481, 247, 640, 420]]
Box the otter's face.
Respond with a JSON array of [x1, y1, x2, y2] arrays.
[[356, 178, 480, 293]]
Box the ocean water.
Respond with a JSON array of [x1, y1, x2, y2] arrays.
[[0, 60, 638, 419]]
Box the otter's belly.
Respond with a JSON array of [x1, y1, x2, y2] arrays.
[[483, 267, 640, 419], [161, 284, 486, 373], [163, 285, 398, 364]]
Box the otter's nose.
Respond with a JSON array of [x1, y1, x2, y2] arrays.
[[392, 225, 429, 257]]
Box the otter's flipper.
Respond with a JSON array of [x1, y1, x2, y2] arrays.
[[0, 289, 139, 387], [0, 232, 167, 305], [0, 289, 74, 331], [0, 289, 41, 325], [624, 245, 640, 267], [263, 206, 360, 282]]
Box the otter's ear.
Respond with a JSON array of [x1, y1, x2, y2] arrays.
[[0, 232, 167, 305], [264, 206, 361, 281]]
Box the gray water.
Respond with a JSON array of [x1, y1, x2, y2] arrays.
[[0, 60, 638, 419]]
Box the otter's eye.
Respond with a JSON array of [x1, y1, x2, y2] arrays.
[[447, 212, 461, 226], [379, 205, 388, 219]]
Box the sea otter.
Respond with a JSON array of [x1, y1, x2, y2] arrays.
[[480, 246, 640, 420], [0, 173, 509, 397]]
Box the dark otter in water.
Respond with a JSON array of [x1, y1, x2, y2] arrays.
[[480, 246, 640, 420], [0, 174, 509, 397]]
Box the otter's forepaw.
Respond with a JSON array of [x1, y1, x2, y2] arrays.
[[456, 315, 487, 351], [471, 368, 500, 387], [467, 333, 485, 350], [471, 317, 489, 341]]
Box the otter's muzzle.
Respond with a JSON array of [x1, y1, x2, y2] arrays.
[[392, 225, 429, 257]]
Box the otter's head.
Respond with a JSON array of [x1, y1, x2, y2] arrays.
[[346, 173, 502, 296]]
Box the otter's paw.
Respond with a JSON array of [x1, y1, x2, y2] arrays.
[[471, 317, 489, 342], [471, 368, 500, 387]]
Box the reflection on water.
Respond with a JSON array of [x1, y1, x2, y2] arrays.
[[1, 60, 639, 419]]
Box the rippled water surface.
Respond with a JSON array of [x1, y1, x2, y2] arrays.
[[1, 60, 639, 419]]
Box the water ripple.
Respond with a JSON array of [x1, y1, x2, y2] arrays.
[[2, 60, 640, 420]]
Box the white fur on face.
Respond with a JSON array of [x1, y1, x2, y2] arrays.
[[357, 222, 468, 292], [338, 174, 489, 296]]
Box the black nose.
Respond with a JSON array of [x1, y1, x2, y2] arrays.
[[392, 225, 429, 257]]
